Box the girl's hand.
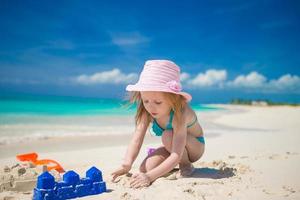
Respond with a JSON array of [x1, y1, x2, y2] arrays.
[[111, 164, 131, 183], [129, 172, 151, 188]]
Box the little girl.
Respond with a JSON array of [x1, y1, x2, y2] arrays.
[[111, 60, 205, 188]]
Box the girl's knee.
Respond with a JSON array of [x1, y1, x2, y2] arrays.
[[139, 147, 170, 172]]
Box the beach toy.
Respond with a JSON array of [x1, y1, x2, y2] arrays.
[[16, 152, 65, 173], [147, 147, 156, 156], [33, 166, 106, 200]]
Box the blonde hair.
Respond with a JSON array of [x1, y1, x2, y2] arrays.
[[127, 91, 187, 127]]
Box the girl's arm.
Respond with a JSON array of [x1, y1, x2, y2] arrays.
[[145, 122, 187, 181], [122, 114, 149, 168]]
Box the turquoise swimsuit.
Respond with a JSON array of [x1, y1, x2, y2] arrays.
[[151, 110, 205, 144]]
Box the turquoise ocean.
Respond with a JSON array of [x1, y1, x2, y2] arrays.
[[0, 94, 217, 144]]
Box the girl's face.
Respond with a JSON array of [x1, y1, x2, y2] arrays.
[[140, 91, 171, 119]]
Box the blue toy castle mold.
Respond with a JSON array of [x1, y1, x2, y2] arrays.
[[33, 166, 106, 200]]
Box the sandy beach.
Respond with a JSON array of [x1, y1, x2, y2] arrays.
[[1, 104, 300, 200]]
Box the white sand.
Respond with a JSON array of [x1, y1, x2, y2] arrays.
[[0, 105, 299, 200]]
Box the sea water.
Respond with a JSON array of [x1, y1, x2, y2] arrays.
[[0, 94, 217, 144]]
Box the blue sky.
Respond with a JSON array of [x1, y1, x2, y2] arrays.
[[0, 0, 299, 103]]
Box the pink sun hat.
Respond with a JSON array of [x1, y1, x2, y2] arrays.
[[126, 60, 192, 102]]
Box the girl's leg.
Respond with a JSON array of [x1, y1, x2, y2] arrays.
[[185, 133, 205, 162], [178, 134, 205, 176], [162, 130, 205, 176], [139, 146, 170, 173]]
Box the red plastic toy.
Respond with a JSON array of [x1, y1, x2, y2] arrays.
[[16, 152, 65, 173]]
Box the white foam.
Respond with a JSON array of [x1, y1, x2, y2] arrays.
[[0, 124, 134, 145]]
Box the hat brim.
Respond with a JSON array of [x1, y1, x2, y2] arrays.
[[126, 84, 192, 102]]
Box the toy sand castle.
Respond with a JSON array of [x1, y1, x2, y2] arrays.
[[33, 166, 106, 200]]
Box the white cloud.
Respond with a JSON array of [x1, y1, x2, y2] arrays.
[[180, 72, 190, 82], [180, 68, 299, 94], [225, 72, 300, 93], [66, 62, 300, 94], [111, 32, 150, 47], [74, 68, 138, 85], [268, 74, 300, 92], [228, 71, 267, 88], [187, 69, 227, 87]]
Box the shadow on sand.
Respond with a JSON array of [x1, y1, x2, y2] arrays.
[[165, 165, 236, 180], [191, 167, 236, 179]]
